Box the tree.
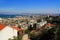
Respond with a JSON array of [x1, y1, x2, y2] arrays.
[[8, 36, 22, 40]]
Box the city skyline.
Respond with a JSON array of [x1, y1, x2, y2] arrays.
[[0, 0, 60, 14]]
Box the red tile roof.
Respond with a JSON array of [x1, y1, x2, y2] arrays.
[[0, 24, 22, 31], [11, 26, 22, 31], [0, 24, 5, 30], [47, 23, 56, 27]]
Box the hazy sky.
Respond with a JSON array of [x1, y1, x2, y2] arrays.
[[0, 0, 60, 14]]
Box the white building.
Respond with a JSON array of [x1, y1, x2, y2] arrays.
[[0, 24, 21, 40], [37, 21, 47, 28]]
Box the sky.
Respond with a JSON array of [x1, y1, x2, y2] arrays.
[[0, 0, 60, 14]]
